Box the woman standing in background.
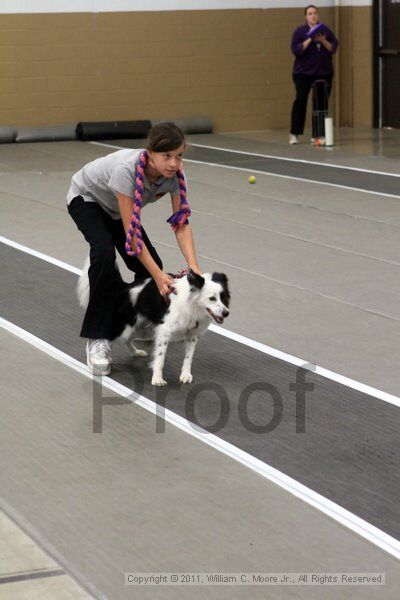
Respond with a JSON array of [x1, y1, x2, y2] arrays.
[[289, 4, 338, 144]]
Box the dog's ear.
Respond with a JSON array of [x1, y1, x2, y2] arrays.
[[211, 272, 228, 286], [212, 272, 230, 307], [187, 269, 205, 290]]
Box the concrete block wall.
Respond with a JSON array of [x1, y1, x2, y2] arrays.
[[337, 5, 373, 128], [0, 5, 372, 131]]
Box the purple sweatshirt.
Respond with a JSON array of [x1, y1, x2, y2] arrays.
[[291, 23, 338, 76]]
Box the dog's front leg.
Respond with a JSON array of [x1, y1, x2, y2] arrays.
[[151, 329, 170, 387], [180, 336, 199, 384]]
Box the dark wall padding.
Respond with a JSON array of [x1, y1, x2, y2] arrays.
[[76, 120, 152, 141], [0, 126, 17, 143], [0, 116, 212, 145], [15, 124, 77, 143], [151, 116, 213, 134]]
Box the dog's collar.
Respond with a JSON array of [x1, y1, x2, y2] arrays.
[[163, 269, 188, 305], [163, 268, 195, 306], [173, 268, 189, 280]]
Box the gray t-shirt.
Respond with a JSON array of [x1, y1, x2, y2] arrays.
[[66, 148, 183, 219]]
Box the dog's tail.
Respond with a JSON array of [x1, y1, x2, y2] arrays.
[[77, 255, 91, 309]]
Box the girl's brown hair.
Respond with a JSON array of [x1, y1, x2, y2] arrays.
[[147, 122, 185, 152], [125, 122, 190, 257]]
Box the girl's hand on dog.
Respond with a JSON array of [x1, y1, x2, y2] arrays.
[[154, 271, 176, 298]]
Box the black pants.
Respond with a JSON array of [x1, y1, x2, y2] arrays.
[[290, 74, 332, 135], [68, 195, 162, 339]]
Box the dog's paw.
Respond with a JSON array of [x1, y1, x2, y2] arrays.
[[180, 372, 193, 384], [151, 374, 167, 387]]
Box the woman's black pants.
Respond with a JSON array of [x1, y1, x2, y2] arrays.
[[68, 195, 162, 339], [290, 74, 332, 136]]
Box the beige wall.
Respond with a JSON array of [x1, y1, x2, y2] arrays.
[[336, 5, 373, 127], [0, 7, 373, 131]]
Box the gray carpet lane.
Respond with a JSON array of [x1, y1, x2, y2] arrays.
[[104, 139, 400, 197], [2, 242, 400, 541]]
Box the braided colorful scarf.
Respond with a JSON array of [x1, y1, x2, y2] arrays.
[[125, 150, 191, 257]]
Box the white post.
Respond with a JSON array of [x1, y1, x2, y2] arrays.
[[325, 117, 334, 146]]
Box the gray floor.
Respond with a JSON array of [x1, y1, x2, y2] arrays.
[[1, 331, 399, 600], [111, 137, 400, 196], [2, 242, 400, 540], [1, 127, 400, 598]]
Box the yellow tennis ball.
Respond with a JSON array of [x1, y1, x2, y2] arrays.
[[248, 175, 256, 184]]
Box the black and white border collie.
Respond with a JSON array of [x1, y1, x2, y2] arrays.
[[78, 262, 230, 386]]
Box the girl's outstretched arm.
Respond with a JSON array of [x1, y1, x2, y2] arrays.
[[171, 193, 201, 274], [175, 223, 201, 275]]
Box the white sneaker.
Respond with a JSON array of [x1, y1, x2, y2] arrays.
[[310, 137, 316, 143], [289, 134, 299, 145], [86, 339, 111, 375]]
